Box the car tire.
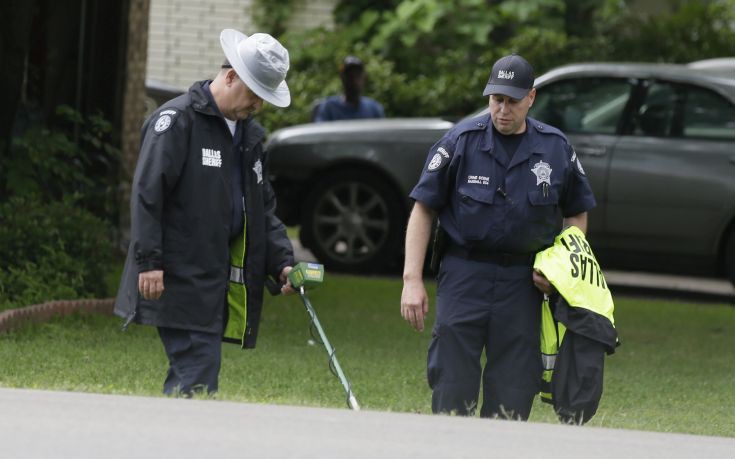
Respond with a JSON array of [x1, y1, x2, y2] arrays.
[[726, 227, 735, 287], [300, 169, 406, 273]]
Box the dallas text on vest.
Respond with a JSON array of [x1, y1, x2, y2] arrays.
[[560, 232, 607, 289]]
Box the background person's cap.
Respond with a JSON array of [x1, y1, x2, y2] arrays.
[[220, 29, 291, 107], [482, 54, 534, 100], [340, 55, 364, 73]]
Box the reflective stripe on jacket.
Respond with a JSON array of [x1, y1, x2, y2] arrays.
[[224, 222, 248, 345]]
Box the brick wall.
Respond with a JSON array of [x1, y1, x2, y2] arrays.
[[147, 0, 336, 89]]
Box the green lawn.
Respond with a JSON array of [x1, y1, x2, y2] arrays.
[[1, 273, 734, 437]]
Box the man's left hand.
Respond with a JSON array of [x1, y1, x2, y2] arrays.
[[279, 266, 296, 295], [533, 269, 555, 295]]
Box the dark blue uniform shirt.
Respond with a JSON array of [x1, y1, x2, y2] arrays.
[[410, 115, 596, 254]]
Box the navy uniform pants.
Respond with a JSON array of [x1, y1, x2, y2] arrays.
[[157, 327, 222, 396], [428, 254, 542, 420]]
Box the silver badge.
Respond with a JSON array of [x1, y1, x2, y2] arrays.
[[253, 159, 263, 184], [428, 153, 443, 171], [154, 115, 172, 133], [531, 160, 552, 186]]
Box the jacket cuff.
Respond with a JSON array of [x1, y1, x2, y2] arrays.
[[136, 258, 163, 272], [274, 256, 295, 280]]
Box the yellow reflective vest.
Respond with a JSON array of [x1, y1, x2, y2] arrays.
[[224, 223, 248, 345], [534, 225, 617, 403]]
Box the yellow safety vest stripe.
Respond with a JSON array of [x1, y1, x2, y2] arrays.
[[224, 214, 247, 344]]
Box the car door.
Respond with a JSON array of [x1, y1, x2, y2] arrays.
[[530, 76, 637, 238], [605, 79, 735, 257]]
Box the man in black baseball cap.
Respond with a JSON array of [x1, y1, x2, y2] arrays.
[[483, 54, 535, 99], [483, 53, 536, 135], [401, 52, 596, 421]]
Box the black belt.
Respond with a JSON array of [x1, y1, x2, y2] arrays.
[[445, 245, 533, 266]]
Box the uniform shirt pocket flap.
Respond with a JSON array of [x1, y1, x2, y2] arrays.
[[458, 184, 495, 205], [528, 189, 559, 206]]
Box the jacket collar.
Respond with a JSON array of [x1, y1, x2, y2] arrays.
[[189, 80, 266, 147], [189, 80, 220, 116]]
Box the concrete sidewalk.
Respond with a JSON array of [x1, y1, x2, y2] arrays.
[[1, 388, 732, 459]]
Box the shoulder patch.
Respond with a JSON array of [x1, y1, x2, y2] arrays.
[[427, 145, 452, 172], [570, 146, 586, 176], [576, 157, 586, 176], [153, 109, 179, 134], [426, 145, 452, 172]]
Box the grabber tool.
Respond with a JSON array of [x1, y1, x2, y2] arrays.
[[288, 262, 360, 411]]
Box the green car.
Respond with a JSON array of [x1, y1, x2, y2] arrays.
[[266, 62, 735, 286]]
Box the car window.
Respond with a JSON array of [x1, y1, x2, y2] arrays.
[[682, 86, 735, 139], [632, 81, 735, 139], [530, 78, 634, 134]]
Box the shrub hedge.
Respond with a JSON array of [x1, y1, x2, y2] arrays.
[[0, 197, 114, 311]]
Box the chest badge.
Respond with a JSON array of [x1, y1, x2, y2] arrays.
[[531, 160, 552, 186], [253, 159, 263, 184]]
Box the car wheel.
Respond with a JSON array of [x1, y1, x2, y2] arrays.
[[726, 227, 735, 287], [300, 170, 405, 272]]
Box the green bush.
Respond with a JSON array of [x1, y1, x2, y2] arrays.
[[256, 0, 735, 133], [0, 196, 114, 310], [2, 105, 120, 222], [597, 0, 735, 63]]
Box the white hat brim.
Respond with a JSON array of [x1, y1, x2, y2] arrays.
[[220, 29, 291, 108]]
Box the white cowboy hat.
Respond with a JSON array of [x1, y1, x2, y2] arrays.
[[220, 29, 291, 107]]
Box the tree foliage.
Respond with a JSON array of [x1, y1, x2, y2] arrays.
[[0, 106, 118, 307], [0, 196, 114, 309], [252, 0, 302, 38], [255, 0, 735, 133], [2, 105, 120, 222]]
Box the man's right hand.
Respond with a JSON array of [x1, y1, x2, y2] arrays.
[[138, 270, 164, 300], [401, 278, 429, 332]]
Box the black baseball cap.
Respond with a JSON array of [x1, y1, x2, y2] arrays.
[[482, 54, 535, 100], [340, 55, 364, 73]]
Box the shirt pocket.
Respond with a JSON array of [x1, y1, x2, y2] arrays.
[[457, 184, 495, 241], [527, 188, 560, 223]]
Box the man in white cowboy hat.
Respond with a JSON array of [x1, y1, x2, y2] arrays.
[[115, 29, 296, 396]]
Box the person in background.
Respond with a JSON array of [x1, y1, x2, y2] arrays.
[[313, 56, 385, 122]]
